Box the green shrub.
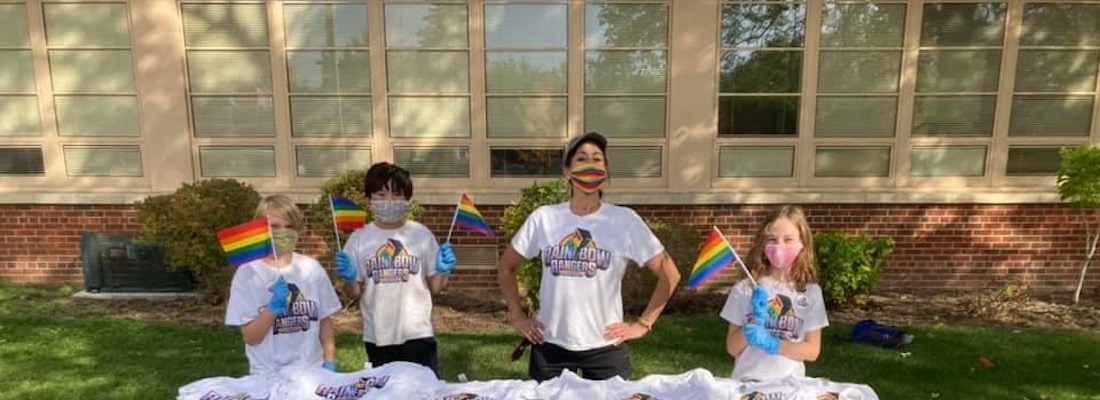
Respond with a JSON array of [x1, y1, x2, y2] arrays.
[[307, 169, 422, 252], [622, 220, 702, 315], [133, 179, 261, 304], [499, 180, 567, 312], [814, 231, 894, 308]]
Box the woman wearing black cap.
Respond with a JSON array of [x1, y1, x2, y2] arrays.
[[496, 131, 682, 381]]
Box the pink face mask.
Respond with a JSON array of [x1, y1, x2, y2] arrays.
[[765, 243, 803, 269]]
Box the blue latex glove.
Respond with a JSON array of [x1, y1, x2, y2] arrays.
[[743, 323, 780, 355], [435, 242, 457, 275], [267, 276, 290, 315], [751, 285, 770, 324], [334, 251, 357, 282], [322, 361, 337, 372]]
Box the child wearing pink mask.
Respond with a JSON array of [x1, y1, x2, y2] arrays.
[[720, 205, 828, 382]]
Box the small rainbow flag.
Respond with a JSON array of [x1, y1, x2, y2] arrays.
[[453, 193, 494, 237], [330, 196, 367, 230], [216, 217, 274, 266], [687, 226, 739, 290]]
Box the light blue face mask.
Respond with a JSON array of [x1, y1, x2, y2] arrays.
[[370, 200, 409, 223]]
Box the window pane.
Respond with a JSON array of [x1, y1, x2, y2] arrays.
[[44, 3, 129, 47], [815, 97, 897, 137], [389, 97, 470, 138], [283, 4, 369, 48], [815, 147, 890, 177], [608, 146, 661, 178], [287, 50, 371, 94], [200, 146, 275, 178], [49, 50, 135, 93], [394, 147, 469, 178], [1014, 50, 1099, 93], [818, 51, 900, 93], [585, 50, 667, 93], [64, 146, 143, 177], [1021, 3, 1100, 47], [920, 3, 1007, 47], [486, 97, 566, 138], [0, 51, 34, 92], [720, 3, 805, 48], [584, 96, 665, 138], [821, 3, 905, 47], [490, 148, 561, 177], [1006, 146, 1066, 176], [916, 50, 1001, 93], [719, 50, 802, 93], [55, 96, 140, 137], [0, 96, 40, 137], [0, 147, 44, 175], [718, 96, 798, 135], [911, 146, 986, 177], [290, 97, 372, 138], [585, 3, 668, 48], [386, 51, 469, 93], [485, 4, 566, 48], [191, 97, 275, 138], [718, 146, 794, 178], [385, 4, 467, 47], [187, 51, 272, 93], [486, 51, 566, 94], [912, 96, 995, 136], [182, 4, 269, 48], [296, 146, 371, 178], [1009, 96, 1093, 137], [0, 4, 29, 46]]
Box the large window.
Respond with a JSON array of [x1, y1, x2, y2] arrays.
[[284, 2, 373, 177], [45, 1, 143, 177], [182, 2, 276, 178], [0, 1, 43, 176], [1006, 2, 1099, 176], [385, 1, 470, 178]]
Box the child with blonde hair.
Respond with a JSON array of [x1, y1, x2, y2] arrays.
[[721, 205, 827, 382], [224, 195, 342, 375]]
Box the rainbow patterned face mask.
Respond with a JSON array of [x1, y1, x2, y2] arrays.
[[569, 163, 608, 194]]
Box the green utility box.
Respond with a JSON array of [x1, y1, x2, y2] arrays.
[[80, 232, 194, 293]]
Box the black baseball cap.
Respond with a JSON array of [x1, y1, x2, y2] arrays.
[[563, 131, 608, 165]]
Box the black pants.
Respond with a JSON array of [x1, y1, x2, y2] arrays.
[[364, 337, 440, 378], [528, 342, 632, 382]]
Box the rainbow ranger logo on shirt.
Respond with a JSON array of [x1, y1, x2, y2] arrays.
[[199, 392, 258, 400], [541, 228, 612, 278], [314, 375, 389, 400], [761, 294, 805, 341], [364, 239, 421, 284]]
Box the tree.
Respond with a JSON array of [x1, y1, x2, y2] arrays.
[[1057, 145, 1100, 304]]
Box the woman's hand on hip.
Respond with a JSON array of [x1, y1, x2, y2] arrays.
[[604, 321, 649, 344]]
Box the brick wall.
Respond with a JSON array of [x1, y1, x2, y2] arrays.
[[2, 203, 1097, 294]]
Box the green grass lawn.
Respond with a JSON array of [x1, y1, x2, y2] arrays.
[[1, 283, 1098, 400]]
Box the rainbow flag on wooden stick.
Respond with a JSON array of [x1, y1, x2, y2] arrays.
[[330, 196, 367, 230], [446, 193, 494, 242], [217, 217, 274, 266], [687, 226, 742, 290]]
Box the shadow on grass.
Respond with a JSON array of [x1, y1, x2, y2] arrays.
[[0, 315, 245, 400]]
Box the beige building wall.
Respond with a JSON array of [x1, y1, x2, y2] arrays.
[[0, 0, 1096, 205]]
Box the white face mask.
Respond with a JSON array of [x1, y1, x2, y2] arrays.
[[370, 200, 409, 223]]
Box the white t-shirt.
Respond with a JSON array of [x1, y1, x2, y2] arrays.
[[343, 221, 440, 346], [719, 277, 829, 382], [603, 369, 739, 400], [431, 379, 539, 400], [737, 376, 880, 400], [177, 374, 281, 400], [511, 202, 664, 351], [225, 253, 343, 376], [270, 361, 443, 400], [529, 369, 614, 399]]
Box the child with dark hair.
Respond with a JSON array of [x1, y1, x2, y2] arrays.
[[332, 162, 457, 377]]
